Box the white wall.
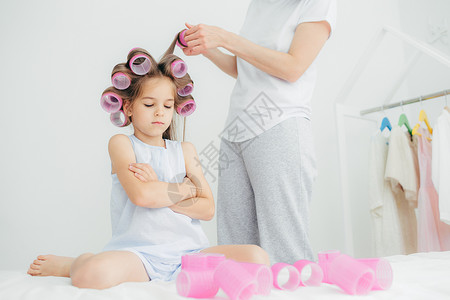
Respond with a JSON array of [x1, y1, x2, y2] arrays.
[[1, 0, 449, 270]]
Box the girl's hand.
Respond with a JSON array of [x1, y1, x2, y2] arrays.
[[129, 163, 158, 182], [168, 176, 198, 211], [182, 22, 227, 56], [182, 176, 198, 199]]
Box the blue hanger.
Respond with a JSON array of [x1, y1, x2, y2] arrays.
[[380, 117, 392, 132]]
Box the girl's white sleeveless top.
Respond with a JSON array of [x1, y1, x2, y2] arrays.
[[103, 135, 210, 267]]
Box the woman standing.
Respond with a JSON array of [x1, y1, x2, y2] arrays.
[[182, 0, 336, 264]]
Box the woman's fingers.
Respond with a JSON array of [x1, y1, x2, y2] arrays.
[[186, 36, 203, 48], [184, 23, 200, 38]]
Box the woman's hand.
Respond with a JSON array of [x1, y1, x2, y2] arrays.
[[128, 163, 158, 182], [182, 22, 228, 56]]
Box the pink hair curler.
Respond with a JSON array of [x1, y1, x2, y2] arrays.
[[177, 82, 194, 97], [206, 253, 226, 269], [100, 91, 123, 113], [110, 110, 128, 127], [292, 260, 323, 287], [214, 259, 257, 300], [238, 262, 273, 296], [271, 263, 300, 291], [177, 253, 227, 298], [176, 29, 188, 48], [177, 99, 196, 117], [328, 254, 375, 295], [358, 258, 393, 290], [317, 249, 341, 284], [171, 59, 188, 78], [129, 53, 152, 75], [177, 269, 219, 298], [111, 72, 131, 90], [181, 253, 208, 271]]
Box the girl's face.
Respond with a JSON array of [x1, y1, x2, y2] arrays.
[[126, 77, 175, 138]]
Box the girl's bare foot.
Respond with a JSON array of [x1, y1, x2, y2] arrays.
[[27, 255, 74, 277]]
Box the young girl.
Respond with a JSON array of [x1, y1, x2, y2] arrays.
[[26, 41, 270, 289]]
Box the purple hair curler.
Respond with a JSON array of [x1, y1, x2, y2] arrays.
[[111, 72, 131, 90], [292, 260, 323, 287], [176, 98, 196, 117], [129, 53, 152, 75], [171, 59, 188, 78], [176, 29, 188, 48], [100, 91, 123, 113], [110, 110, 128, 127], [271, 263, 301, 291], [177, 82, 194, 97]]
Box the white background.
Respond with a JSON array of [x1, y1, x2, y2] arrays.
[[1, 0, 449, 269]]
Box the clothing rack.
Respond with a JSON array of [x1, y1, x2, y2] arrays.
[[333, 25, 450, 257], [360, 88, 450, 115]]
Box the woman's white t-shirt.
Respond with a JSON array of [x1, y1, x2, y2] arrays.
[[221, 0, 337, 142]]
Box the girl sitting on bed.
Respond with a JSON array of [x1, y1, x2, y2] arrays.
[[26, 44, 270, 289]]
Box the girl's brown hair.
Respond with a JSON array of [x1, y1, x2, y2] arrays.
[[103, 34, 194, 141]]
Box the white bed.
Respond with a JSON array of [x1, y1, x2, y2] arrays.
[[1, 251, 449, 300]]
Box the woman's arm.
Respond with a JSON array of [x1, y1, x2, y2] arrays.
[[167, 141, 215, 221], [108, 134, 196, 208], [201, 48, 237, 79], [183, 21, 331, 83]]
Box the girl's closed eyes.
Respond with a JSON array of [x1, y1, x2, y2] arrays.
[[143, 104, 172, 109]]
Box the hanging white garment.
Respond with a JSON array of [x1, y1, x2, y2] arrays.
[[385, 125, 419, 254], [432, 109, 450, 225], [368, 130, 405, 256]]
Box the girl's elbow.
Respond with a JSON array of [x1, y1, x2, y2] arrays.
[[286, 69, 304, 83], [205, 202, 215, 221], [130, 191, 157, 208]]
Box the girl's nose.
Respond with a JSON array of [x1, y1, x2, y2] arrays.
[[155, 107, 164, 116]]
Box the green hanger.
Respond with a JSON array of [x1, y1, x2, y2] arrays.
[[398, 113, 412, 135]]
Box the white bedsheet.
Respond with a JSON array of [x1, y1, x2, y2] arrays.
[[1, 251, 449, 300]]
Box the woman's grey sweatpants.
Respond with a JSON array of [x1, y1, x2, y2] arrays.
[[217, 116, 317, 264]]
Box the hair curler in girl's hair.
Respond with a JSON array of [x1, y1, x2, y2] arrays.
[[127, 48, 156, 76], [176, 29, 188, 48], [171, 59, 188, 78], [176, 96, 196, 117], [177, 82, 194, 97], [110, 110, 130, 127], [111, 63, 132, 90], [159, 54, 188, 78], [100, 87, 123, 113]]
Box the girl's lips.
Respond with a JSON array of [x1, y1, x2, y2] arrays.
[[152, 122, 164, 125]]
